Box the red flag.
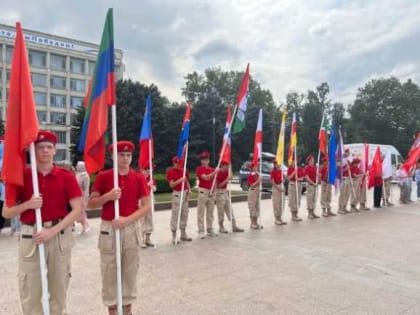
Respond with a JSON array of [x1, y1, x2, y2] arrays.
[[3, 23, 39, 205], [220, 105, 232, 164], [318, 113, 328, 156], [368, 146, 382, 189], [252, 109, 263, 167], [402, 131, 420, 173]]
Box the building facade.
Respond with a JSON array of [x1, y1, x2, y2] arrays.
[[0, 23, 123, 161]]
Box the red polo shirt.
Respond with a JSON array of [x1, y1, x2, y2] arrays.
[[196, 166, 214, 189], [320, 165, 329, 182], [297, 167, 306, 180], [342, 165, 350, 177], [270, 168, 283, 184], [6, 166, 82, 225], [305, 165, 317, 183], [92, 169, 149, 221], [350, 166, 361, 178], [216, 170, 229, 189], [287, 166, 296, 181], [166, 167, 190, 191], [247, 173, 259, 186]]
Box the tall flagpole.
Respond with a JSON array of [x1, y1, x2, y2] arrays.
[[258, 151, 262, 227], [148, 139, 156, 248], [228, 165, 234, 231], [29, 144, 50, 315], [175, 142, 189, 245], [294, 147, 299, 210], [111, 105, 123, 315], [314, 149, 321, 209], [210, 104, 239, 195]]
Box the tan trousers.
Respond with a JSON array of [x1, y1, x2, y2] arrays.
[[339, 178, 351, 210], [170, 191, 189, 231], [320, 182, 332, 209], [272, 184, 283, 219], [288, 183, 298, 213], [98, 220, 141, 306], [140, 210, 153, 234], [360, 180, 367, 204], [197, 188, 215, 233], [351, 178, 361, 207], [248, 187, 260, 218], [216, 189, 235, 223], [306, 184, 316, 210], [19, 224, 73, 315], [383, 180, 391, 203]]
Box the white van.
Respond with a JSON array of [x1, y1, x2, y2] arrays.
[[345, 143, 403, 181]]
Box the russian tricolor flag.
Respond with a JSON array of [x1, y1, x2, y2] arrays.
[[138, 95, 153, 169]]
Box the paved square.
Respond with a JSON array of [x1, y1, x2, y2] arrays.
[[1, 185, 420, 314]]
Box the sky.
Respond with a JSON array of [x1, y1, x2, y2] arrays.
[[1, 0, 420, 106]]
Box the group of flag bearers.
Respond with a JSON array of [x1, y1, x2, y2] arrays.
[[2, 8, 420, 315]]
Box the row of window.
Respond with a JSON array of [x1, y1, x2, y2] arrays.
[[36, 111, 73, 127], [1, 45, 97, 74], [34, 92, 83, 108]]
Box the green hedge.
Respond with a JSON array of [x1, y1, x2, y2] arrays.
[[155, 173, 196, 193]]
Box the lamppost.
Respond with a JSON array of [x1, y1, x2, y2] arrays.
[[208, 86, 220, 163]]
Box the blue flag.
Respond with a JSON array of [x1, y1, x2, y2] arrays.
[[177, 103, 191, 159], [328, 126, 336, 185]]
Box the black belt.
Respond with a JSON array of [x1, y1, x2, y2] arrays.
[[22, 219, 62, 227]]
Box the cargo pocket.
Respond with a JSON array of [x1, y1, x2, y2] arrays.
[[58, 227, 75, 252], [98, 224, 114, 253], [19, 227, 37, 260]]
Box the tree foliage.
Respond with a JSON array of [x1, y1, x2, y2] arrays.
[[347, 77, 420, 157]]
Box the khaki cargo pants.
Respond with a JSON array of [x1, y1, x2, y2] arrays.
[[339, 178, 351, 210], [216, 189, 235, 224], [197, 188, 215, 233], [248, 187, 260, 218], [170, 191, 189, 232], [272, 184, 283, 219], [320, 182, 332, 209], [360, 180, 367, 204], [306, 184, 316, 210], [98, 220, 141, 307], [19, 223, 73, 315], [351, 178, 361, 207], [140, 210, 153, 234], [288, 182, 299, 213]]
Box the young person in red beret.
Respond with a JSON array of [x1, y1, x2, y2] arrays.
[[3, 130, 83, 315], [196, 151, 218, 238], [166, 156, 192, 243], [270, 159, 287, 225], [305, 155, 320, 219], [89, 141, 151, 315]]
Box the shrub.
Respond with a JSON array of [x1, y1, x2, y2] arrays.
[[155, 173, 196, 193]]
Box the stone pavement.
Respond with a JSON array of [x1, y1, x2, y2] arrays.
[[1, 185, 420, 314]]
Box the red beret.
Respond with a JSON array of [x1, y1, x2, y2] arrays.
[[345, 148, 350, 153], [108, 141, 134, 153], [199, 151, 210, 159], [322, 156, 328, 163], [272, 159, 278, 164], [35, 131, 57, 145], [172, 156, 180, 163], [306, 155, 314, 163]]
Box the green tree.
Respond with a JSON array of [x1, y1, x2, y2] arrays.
[[182, 67, 279, 170], [347, 77, 420, 157]]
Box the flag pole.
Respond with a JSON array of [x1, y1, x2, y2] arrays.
[[148, 139, 156, 248], [294, 144, 300, 210], [258, 151, 262, 227], [29, 143, 50, 315], [314, 148, 321, 210], [111, 104, 123, 315], [210, 104, 239, 195], [228, 165, 234, 231], [175, 142, 189, 245]]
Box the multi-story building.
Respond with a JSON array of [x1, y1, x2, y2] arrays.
[[0, 23, 123, 161]]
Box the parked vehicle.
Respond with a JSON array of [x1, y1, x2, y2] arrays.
[[345, 143, 403, 182]]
